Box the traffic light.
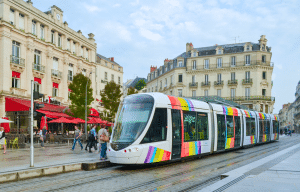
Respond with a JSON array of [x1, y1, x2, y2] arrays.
[[34, 102, 44, 117], [33, 91, 44, 100]]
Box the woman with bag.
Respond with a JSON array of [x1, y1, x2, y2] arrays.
[[0, 127, 7, 154], [98, 124, 109, 160]]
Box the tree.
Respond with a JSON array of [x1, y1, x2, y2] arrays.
[[134, 79, 146, 91], [100, 81, 122, 122], [67, 73, 94, 120], [127, 87, 138, 96]]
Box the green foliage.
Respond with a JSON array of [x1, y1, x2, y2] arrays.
[[96, 126, 101, 133], [127, 87, 138, 96], [108, 127, 112, 134], [134, 79, 146, 91], [100, 81, 122, 122], [67, 73, 94, 120]]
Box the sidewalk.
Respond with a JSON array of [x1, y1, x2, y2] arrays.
[[0, 144, 111, 183], [200, 141, 300, 192]]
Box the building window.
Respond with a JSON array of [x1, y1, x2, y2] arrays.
[[262, 71, 266, 79], [217, 74, 222, 83], [193, 52, 196, 57], [51, 31, 55, 44], [86, 49, 89, 59], [105, 72, 107, 80], [178, 89, 183, 97], [152, 87, 153, 92], [170, 90, 173, 96], [218, 49, 222, 54], [165, 78, 167, 87], [245, 87, 250, 99], [170, 64, 173, 70], [247, 45, 250, 51], [204, 90, 208, 96], [68, 70, 73, 81], [265, 105, 269, 113], [67, 39, 70, 50], [34, 50, 41, 66], [178, 74, 183, 82], [231, 88, 235, 98], [262, 45, 266, 51], [260, 104, 263, 112], [160, 81, 162, 89], [40, 25, 44, 39], [204, 59, 209, 69], [192, 90, 196, 97], [12, 77, 20, 88], [10, 9, 15, 25], [205, 74, 209, 84], [118, 67, 121, 71], [52, 57, 58, 71], [245, 55, 250, 65], [111, 74, 114, 81], [262, 55, 266, 63], [192, 75, 196, 84], [192, 60, 197, 70], [52, 88, 58, 97], [112, 64, 114, 69], [118, 76, 121, 84], [12, 41, 20, 64], [217, 89, 221, 97], [32, 20, 36, 35], [105, 62, 107, 66], [245, 71, 250, 80], [231, 72, 235, 81], [58, 35, 62, 47], [217, 58, 222, 68], [34, 82, 40, 93], [171, 75, 173, 84], [82, 68, 86, 76], [72, 42, 76, 54], [178, 61, 183, 67], [81, 46, 83, 56], [262, 89, 266, 96], [231, 56, 236, 66], [19, 13, 25, 30]]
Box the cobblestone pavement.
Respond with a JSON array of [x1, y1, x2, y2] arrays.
[[1, 135, 299, 192]]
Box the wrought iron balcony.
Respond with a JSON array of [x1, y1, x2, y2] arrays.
[[201, 81, 210, 87], [223, 96, 275, 102], [189, 82, 198, 88], [51, 69, 62, 79], [228, 80, 238, 85], [10, 55, 25, 67], [242, 78, 253, 85], [32, 63, 45, 73], [214, 81, 224, 86]]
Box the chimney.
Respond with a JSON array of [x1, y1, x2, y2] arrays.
[[186, 42, 193, 52], [150, 66, 157, 72], [110, 57, 114, 62], [164, 58, 170, 64]]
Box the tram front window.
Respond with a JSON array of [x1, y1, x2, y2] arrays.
[[111, 94, 154, 150]]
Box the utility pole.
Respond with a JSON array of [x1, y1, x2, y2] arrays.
[[85, 81, 87, 140], [30, 80, 34, 167]]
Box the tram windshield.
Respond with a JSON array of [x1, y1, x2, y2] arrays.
[[112, 94, 154, 144]]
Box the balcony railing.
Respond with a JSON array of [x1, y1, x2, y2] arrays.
[[228, 80, 238, 85], [32, 63, 45, 73], [189, 82, 198, 88], [201, 81, 210, 87], [10, 55, 25, 67], [214, 81, 224, 86], [187, 60, 274, 71], [242, 78, 253, 85], [223, 96, 275, 102], [51, 69, 62, 78]]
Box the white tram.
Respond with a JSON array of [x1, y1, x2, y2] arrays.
[[107, 93, 279, 164]]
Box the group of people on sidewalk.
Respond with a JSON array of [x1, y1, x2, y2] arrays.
[[72, 124, 110, 160]]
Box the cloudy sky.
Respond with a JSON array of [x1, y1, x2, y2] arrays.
[[32, 0, 300, 113]]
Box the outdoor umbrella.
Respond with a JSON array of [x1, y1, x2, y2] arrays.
[[87, 117, 105, 124], [40, 116, 48, 130], [0, 118, 13, 124], [48, 117, 76, 134], [73, 118, 85, 124], [0, 117, 13, 133]]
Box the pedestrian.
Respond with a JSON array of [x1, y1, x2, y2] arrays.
[[98, 124, 109, 160], [0, 127, 7, 154], [72, 126, 83, 150], [85, 131, 90, 151], [87, 125, 97, 153], [41, 126, 47, 148]]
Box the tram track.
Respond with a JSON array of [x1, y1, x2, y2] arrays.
[[1, 137, 297, 192]]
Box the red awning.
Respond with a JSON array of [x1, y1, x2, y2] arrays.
[[87, 117, 105, 124], [5, 97, 31, 112], [48, 117, 75, 124], [89, 108, 99, 117], [72, 118, 85, 124], [37, 110, 71, 119], [12, 71, 21, 78], [53, 82, 59, 88], [34, 77, 41, 84]]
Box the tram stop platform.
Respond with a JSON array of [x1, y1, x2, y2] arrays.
[[0, 146, 111, 183], [200, 141, 300, 192]]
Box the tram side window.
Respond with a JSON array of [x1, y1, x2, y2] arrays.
[[196, 112, 209, 140], [183, 111, 197, 142], [217, 114, 226, 138], [235, 116, 241, 136], [141, 108, 167, 143], [246, 118, 255, 136], [273, 120, 278, 134], [226, 116, 234, 138], [266, 120, 270, 134]]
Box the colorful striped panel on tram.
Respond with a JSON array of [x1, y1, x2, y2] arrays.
[[181, 141, 201, 157], [144, 146, 171, 163], [274, 115, 278, 121], [274, 133, 278, 140], [223, 106, 238, 149], [244, 110, 254, 118], [250, 135, 256, 144], [167, 96, 195, 111], [259, 113, 267, 119], [262, 134, 267, 142]]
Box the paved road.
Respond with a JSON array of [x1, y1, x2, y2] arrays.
[[1, 135, 299, 192]]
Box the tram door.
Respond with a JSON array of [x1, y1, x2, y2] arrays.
[[171, 109, 182, 159], [217, 115, 226, 150]]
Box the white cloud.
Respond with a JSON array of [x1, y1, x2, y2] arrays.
[[113, 4, 121, 8], [84, 4, 101, 12], [104, 22, 132, 42], [139, 28, 162, 41], [131, 0, 139, 6]]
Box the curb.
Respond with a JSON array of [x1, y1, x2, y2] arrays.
[[0, 161, 112, 184]]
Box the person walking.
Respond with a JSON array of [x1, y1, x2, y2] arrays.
[[98, 125, 109, 160], [41, 126, 47, 148], [72, 126, 83, 150], [87, 125, 97, 153], [0, 127, 7, 154]]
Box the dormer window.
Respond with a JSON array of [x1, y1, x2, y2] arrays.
[[262, 45, 265, 51], [247, 45, 250, 51], [193, 52, 196, 57], [178, 61, 183, 67], [165, 66, 167, 72], [218, 49, 222, 54]]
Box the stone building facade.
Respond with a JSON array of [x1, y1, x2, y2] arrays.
[[146, 35, 275, 113], [0, 0, 123, 130]]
